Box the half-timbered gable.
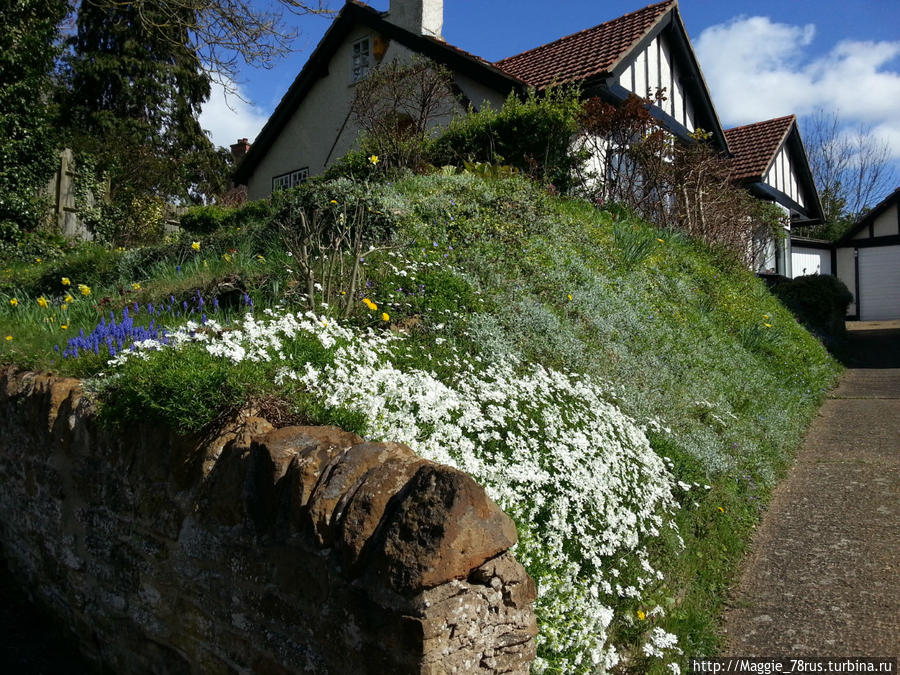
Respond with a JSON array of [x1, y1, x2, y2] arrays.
[[724, 115, 824, 275], [495, 0, 726, 150]]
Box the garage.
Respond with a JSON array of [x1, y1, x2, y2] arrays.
[[834, 187, 900, 321], [858, 245, 900, 321]]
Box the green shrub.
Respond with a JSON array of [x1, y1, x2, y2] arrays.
[[773, 274, 853, 342], [428, 88, 585, 192], [180, 205, 231, 234]]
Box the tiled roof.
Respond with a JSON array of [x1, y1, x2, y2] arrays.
[[494, 0, 676, 88], [724, 115, 796, 182]]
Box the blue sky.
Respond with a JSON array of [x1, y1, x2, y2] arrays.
[[200, 0, 900, 179]]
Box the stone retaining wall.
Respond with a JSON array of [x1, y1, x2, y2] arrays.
[[0, 368, 537, 673]]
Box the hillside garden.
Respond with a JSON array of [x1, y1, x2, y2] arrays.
[[0, 150, 841, 672]]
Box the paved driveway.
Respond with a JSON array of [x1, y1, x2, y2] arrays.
[[722, 324, 899, 657]]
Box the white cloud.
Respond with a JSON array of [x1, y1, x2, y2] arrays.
[[696, 16, 900, 159], [199, 78, 271, 150]]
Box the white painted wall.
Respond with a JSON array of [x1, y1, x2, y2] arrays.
[[791, 247, 831, 278], [763, 142, 804, 208], [617, 33, 695, 132], [835, 247, 857, 316], [872, 203, 899, 237], [247, 26, 499, 199]]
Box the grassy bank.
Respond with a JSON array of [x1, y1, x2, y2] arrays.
[[0, 172, 840, 673]]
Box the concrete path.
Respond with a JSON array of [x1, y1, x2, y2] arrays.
[[722, 323, 900, 657]]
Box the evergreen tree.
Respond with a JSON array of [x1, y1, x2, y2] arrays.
[[0, 0, 68, 244], [63, 0, 222, 204]]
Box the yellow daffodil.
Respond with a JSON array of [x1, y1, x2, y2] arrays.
[[369, 154, 380, 165], [382, 312, 390, 322], [657, 238, 665, 244], [717, 506, 725, 513], [256, 254, 265, 261], [9, 298, 18, 307], [61, 303, 68, 311], [78, 284, 91, 296], [64, 294, 74, 303], [191, 241, 201, 251], [764, 323, 772, 328], [61, 324, 68, 330], [61, 277, 71, 286], [637, 610, 646, 621], [223, 253, 233, 263], [35, 257, 42, 263], [4, 335, 11, 341], [763, 314, 770, 319], [132, 282, 141, 290], [330, 199, 338, 204], [363, 298, 377, 311], [37, 296, 49, 308], [567, 293, 573, 301]]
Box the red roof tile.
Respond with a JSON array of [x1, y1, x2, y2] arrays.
[[494, 0, 676, 88], [724, 115, 796, 182]]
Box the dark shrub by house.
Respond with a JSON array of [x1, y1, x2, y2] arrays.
[[773, 274, 853, 342]]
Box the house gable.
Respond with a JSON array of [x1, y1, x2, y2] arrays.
[[234, 1, 523, 191], [493, 0, 727, 150], [838, 186, 900, 245], [725, 115, 824, 225]]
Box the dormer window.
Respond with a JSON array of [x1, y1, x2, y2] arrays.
[[352, 37, 371, 82]]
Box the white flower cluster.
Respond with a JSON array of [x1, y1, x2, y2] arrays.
[[105, 308, 685, 672]]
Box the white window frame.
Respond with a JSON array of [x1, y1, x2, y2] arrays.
[[272, 167, 309, 192], [352, 37, 371, 83]]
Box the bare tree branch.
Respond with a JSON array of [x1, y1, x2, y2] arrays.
[[82, 0, 334, 95]]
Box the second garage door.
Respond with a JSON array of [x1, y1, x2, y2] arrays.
[[858, 245, 900, 321]]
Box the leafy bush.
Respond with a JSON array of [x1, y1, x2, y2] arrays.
[[180, 205, 231, 234], [428, 88, 585, 192], [773, 274, 853, 342]]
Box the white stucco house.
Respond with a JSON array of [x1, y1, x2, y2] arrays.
[[233, 0, 824, 275]]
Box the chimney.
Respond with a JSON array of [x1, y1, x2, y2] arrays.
[[388, 0, 443, 39], [230, 138, 251, 162]]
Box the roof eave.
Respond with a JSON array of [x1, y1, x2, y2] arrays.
[[235, 1, 525, 184]]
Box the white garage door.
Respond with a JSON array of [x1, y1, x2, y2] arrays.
[[859, 245, 900, 321]]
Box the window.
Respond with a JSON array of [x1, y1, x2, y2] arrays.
[[272, 167, 309, 192], [352, 37, 371, 82]]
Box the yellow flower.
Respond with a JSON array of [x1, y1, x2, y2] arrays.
[[330, 199, 338, 204], [64, 294, 74, 303], [191, 241, 201, 251], [657, 238, 665, 243], [203, 260, 208, 268], [567, 293, 573, 301], [4, 335, 11, 341], [382, 312, 390, 322], [763, 314, 770, 319], [223, 253, 233, 263], [35, 257, 42, 263], [132, 282, 141, 290], [61, 277, 71, 286], [37, 296, 49, 308], [256, 254, 265, 261], [61, 324, 68, 330], [9, 298, 18, 307], [637, 610, 646, 621], [61, 303, 68, 311], [764, 323, 772, 328], [78, 284, 91, 296], [363, 298, 377, 311], [717, 506, 725, 513], [369, 154, 380, 165]]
